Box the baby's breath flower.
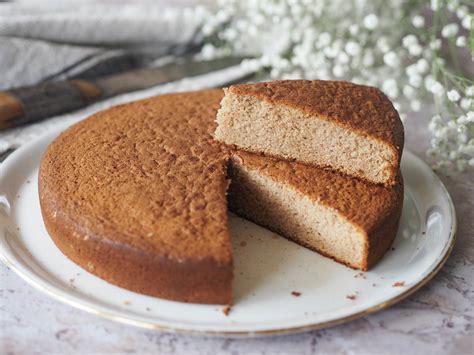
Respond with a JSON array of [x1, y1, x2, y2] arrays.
[[362, 51, 375, 66], [430, 0, 441, 11], [363, 14, 379, 30], [412, 15, 425, 28], [460, 98, 472, 111], [402, 34, 418, 48], [425, 78, 444, 96], [409, 74, 423, 88], [349, 24, 359, 35], [376, 37, 391, 53], [383, 52, 400, 67], [441, 23, 459, 38], [447, 0, 459, 13], [317, 32, 332, 48], [337, 52, 350, 64], [455, 36, 466, 47], [447, 89, 461, 102], [382, 78, 399, 98], [403, 85, 416, 98], [345, 41, 361, 56], [466, 86, 474, 97], [461, 16, 472, 30], [430, 39, 442, 50], [332, 64, 345, 78], [410, 99, 421, 111], [416, 58, 430, 73], [408, 43, 423, 56]]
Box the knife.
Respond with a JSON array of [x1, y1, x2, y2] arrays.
[[0, 56, 247, 130]]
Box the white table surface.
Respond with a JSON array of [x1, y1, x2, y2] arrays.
[[1, 108, 473, 355]]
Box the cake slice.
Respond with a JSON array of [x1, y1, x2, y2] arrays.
[[229, 152, 403, 271], [215, 80, 404, 186]]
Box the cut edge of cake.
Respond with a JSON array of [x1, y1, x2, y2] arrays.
[[215, 81, 404, 186]]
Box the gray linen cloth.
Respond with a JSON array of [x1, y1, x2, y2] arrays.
[[0, 2, 250, 152]]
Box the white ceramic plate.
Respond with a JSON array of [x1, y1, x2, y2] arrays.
[[0, 125, 456, 337]]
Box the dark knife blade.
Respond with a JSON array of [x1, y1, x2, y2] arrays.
[[0, 56, 247, 130]]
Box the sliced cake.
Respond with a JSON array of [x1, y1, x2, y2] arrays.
[[39, 89, 403, 305], [228, 152, 403, 270], [215, 80, 404, 186]]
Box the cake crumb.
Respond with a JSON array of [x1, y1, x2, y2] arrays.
[[222, 305, 231, 316], [291, 291, 302, 297], [123, 300, 130, 305], [354, 272, 366, 279], [232, 155, 243, 164], [69, 278, 75, 284], [239, 241, 247, 247], [393, 281, 405, 287], [146, 307, 151, 312], [372, 283, 377, 287], [346, 294, 357, 300], [86, 261, 94, 271]]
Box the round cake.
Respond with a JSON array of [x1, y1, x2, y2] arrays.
[[39, 88, 403, 304]]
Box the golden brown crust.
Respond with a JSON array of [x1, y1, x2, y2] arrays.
[[228, 80, 405, 185], [39, 90, 233, 304], [39, 88, 403, 303]]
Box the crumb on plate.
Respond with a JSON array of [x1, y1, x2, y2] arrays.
[[393, 281, 405, 287], [222, 305, 231, 316]]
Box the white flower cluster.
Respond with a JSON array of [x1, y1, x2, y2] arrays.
[[197, 0, 474, 172]]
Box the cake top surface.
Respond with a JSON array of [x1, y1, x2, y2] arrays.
[[40, 88, 402, 264], [228, 80, 404, 149], [40, 90, 233, 263]]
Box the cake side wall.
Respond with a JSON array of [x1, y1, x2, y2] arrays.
[[38, 146, 234, 305], [364, 177, 404, 270]]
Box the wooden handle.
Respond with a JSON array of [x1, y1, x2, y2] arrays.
[[0, 80, 102, 130]]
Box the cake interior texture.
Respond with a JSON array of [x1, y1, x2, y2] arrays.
[[215, 82, 404, 186], [228, 157, 366, 268]]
